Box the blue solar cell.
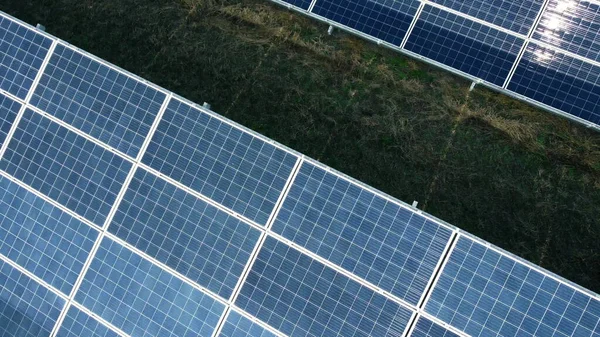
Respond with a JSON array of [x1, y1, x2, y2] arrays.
[[280, 0, 312, 11], [56, 306, 119, 337], [533, 0, 600, 62], [108, 168, 261, 300], [235, 237, 414, 337], [219, 310, 278, 337], [0, 175, 98, 295], [75, 237, 225, 337], [410, 317, 460, 337], [0, 15, 53, 99], [30, 44, 166, 158], [0, 109, 133, 226], [312, 0, 420, 45], [429, 0, 544, 34], [142, 99, 298, 226], [0, 259, 65, 337], [425, 236, 600, 337], [0, 93, 21, 149], [272, 161, 453, 306], [507, 43, 600, 124], [405, 5, 524, 87]]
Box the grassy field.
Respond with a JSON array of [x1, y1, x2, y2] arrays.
[[3, 0, 600, 292]]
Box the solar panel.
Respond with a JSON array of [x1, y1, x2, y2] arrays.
[[425, 235, 600, 337], [404, 5, 525, 87], [0, 10, 600, 337], [108, 167, 261, 300], [272, 161, 453, 306], [75, 237, 225, 337], [0, 174, 98, 295], [235, 236, 415, 337], [142, 98, 298, 226], [0, 15, 53, 99], [0, 259, 65, 337], [0, 108, 133, 226], [507, 42, 600, 124]]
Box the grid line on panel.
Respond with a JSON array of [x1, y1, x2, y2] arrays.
[[0, 93, 21, 149], [0, 39, 57, 161], [417, 231, 459, 308], [409, 315, 463, 337], [218, 309, 284, 337], [55, 305, 123, 337], [69, 302, 129, 337], [400, 1, 426, 49]]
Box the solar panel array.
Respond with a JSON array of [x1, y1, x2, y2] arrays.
[[0, 10, 598, 337], [274, 0, 600, 127]]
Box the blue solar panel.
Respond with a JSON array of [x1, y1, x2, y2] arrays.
[[533, 0, 600, 62], [312, 0, 420, 45], [75, 237, 225, 337], [410, 316, 460, 337], [142, 98, 298, 226], [56, 306, 119, 337], [30, 44, 167, 158], [507, 43, 600, 124], [429, 0, 544, 34], [0, 259, 65, 337], [235, 236, 415, 337], [0, 109, 133, 226], [405, 5, 525, 87], [272, 161, 453, 306], [219, 310, 278, 337], [0, 16, 53, 99], [0, 175, 98, 295], [425, 235, 600, 337], [0, 92, 21, 149], [108, 167, 261, 300]]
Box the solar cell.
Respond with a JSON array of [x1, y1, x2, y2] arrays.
[[404, 5, 525, 87], [75, 237, 225, 337], [507, 42, 600, 124], [108, 167, 261, 300], [0, 175, 98, 295], [55, 306, 120, 337], [533, 0, 600, 62], [428, 0, 544, 34], [30, 44, 167, 158], [142, 98, 298, 226], [0, 92, 21, 149], [410, 316, 460, 337], [272, 161, 453, 306], [0, 109, 133, 226], [0, 259, 65, 337], [219, 310, 279, 337], [235, 236, 415, 337], [0, 16, 53, 99], [311, 0, 420, 45], [425, 235, 600, 337]]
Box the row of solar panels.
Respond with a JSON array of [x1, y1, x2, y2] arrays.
[[0, 9, 599, 337], [271, 0, 600, 127]]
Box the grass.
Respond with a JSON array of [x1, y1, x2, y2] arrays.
[[3, 0, 600, 292]]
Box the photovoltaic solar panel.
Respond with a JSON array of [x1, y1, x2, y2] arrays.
[[532, 0, 600, 62], [0, 259, 65, 337], [0, 15, 52, 99], [425, 235, 600, 337], [0, 109, 133, 226], [142, 98, 298, 226], [428, 0, 544, 34], [311, 0, 420, 45], [108, 167, 261, 300], [404, 5, 525, 87], [0, 92, 20, 148], [235, 236, 415, 337], [507, 42, 600, 124], [75, 237, 225, 337], [55, 306, 120, 337], [0, 175, 98, 295], [219, 310, 279, 337], [272, 161, 453, 306], [30, 44, 167, 158], [410, 316, 460, 337]]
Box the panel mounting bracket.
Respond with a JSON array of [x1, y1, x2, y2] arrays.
[[36, 23, 46, 31], [328, 25, 334, 35], [203, 102, 211, 110]]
